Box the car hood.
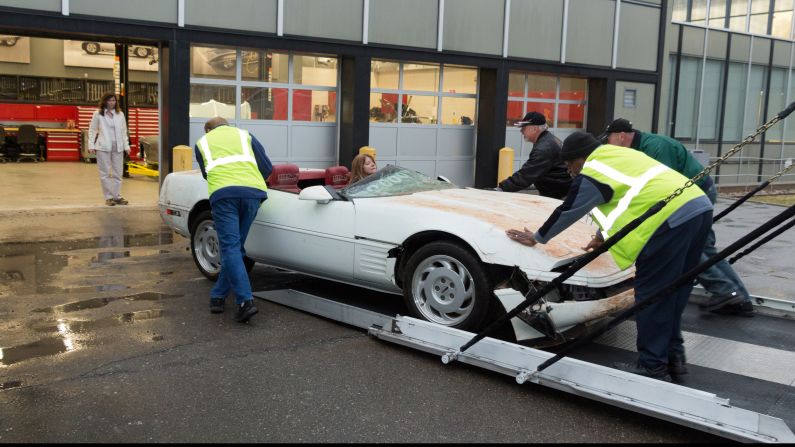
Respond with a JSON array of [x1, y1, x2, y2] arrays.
[[353, 188, 633, 287]]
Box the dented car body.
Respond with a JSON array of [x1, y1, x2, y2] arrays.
[[159, 165, 635, 344]]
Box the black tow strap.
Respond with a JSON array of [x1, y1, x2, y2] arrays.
[[536, 202, 795, 373]]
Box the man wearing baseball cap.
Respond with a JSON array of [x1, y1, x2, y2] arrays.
[[506, 131, 713, 381], [496, 112, 572, 199], [602, 118, 754, 318]]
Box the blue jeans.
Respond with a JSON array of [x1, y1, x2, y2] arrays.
[[210, 197, 262, 305], [634, 211, 712, 369], [696, 184, 751, 302]]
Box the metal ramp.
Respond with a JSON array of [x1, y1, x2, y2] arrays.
[[255, 288, 795, 443]]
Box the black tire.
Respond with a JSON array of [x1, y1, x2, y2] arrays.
[[189, 209, 255, 281], [401, 241, 492, 331]]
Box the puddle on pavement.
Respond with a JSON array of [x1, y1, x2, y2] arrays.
[[32, 292, 181, 314], [0, 337, 72, 367], [0, 228, 177, 295], [3, 309, 168, 367], [30, 309, 165, 335], [0, 380, 23, 390]]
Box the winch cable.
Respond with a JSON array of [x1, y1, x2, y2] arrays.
[[446, 101, 795, 361], [713, 161, 795, 223], [726, 215, 795, 265], [536, 202, 795, 374]]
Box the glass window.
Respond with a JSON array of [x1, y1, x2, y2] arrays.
[[191, 45, 236, 80], [691, 0, 708, 25], [710, 0, 728, 27], [441, 97, 476, 126], [744, 65, 768, 135], [526, 74, 556, 99], [506, 100, 524, 125], [371, 60, 399, 90], [559, 77, 587, 101], [403, 63, 440, 91], [370, 93, 398, 123], [786, 69, 795, 142], [699, 60, 725, 140], [771, 10, 793, 38], [767, 68, 787, 141], [675, 57, 701, 139], [294, 55, 337, 87], [442, 65, 477, 95], [749, 0, 770, 33], [672, 0, 688, 21], [401, 95, 437, 124], [723, 62, 748, 141], [730, 0, 749, 31], [525, 101, 555, 125], [508, 71, 525, 97], [292, 89, 337, 122], [242, 86, 288, 120], [241, 50, 289, 82], [189, 85, 236, 118], [557, 103, 585, 129]]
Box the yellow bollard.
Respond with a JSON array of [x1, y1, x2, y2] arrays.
[[173, 145, 193, 172], [359, 146, 377, 160], [497, 147, 514, 184]]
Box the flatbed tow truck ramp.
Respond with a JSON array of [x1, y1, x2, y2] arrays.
[[254, 288, 795, 443]]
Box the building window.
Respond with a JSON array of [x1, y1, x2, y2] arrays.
[[506, 71, 587, 129], [369, 60, 478, 126], [623, 89, 637, 108], [189, 45, 338, 122]]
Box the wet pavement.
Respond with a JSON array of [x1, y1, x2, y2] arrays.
[[0, 200, 787, 442]]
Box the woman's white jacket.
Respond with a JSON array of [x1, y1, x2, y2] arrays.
[[88, 109, 130, 152]]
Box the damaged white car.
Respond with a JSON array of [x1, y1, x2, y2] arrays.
[[159, 164, 635, 344]]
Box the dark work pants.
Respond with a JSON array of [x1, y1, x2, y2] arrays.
[[633, 210, 712, 369]]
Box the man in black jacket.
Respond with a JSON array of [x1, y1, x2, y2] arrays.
[[497, 112, 572, 199]]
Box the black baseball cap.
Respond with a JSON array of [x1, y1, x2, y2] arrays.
[[513, 111, 546, 127], [598, 118, 634, 141]]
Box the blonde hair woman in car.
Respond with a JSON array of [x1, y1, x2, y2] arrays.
[[88, 93, 130, 206]]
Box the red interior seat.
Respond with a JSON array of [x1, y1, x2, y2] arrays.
[[267, 164, 301, 193], [324, 165, 350, 189]]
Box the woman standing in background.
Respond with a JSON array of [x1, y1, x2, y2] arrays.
[[88, 93, 130, 206]]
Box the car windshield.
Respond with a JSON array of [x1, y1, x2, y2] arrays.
[[341, 164, 458, 198]]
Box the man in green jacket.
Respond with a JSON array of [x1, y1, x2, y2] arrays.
[[601, 118, 753, 317]]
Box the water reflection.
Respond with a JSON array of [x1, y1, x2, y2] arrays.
[[32, 292, 180, 313], [0, 226, 175, 296], [0, 337, 71, 366], [31, 310, 165, 335]]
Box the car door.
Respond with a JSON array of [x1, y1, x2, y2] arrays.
[[245, 190, 356, 281]]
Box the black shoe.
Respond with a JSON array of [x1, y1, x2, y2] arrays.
[[711, 300, 755, 317], [613, 362, 670, 381], [699, 292, 744, 312], [668, 353, 688, 377], [235, 300, 258, 323], [210, 297, 225, 314]]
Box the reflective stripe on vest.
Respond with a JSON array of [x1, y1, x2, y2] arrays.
[[197, 128, 257, 172], [586, 159, 669, 234]]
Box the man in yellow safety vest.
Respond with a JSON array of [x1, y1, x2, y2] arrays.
[[506, 131, 713, 381], [195, 116, 272, 323]]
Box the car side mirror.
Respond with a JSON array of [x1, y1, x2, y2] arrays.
[[298, 185, 333, 204]]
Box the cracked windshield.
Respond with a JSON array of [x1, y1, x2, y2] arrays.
[[341, 165, 458, 198]]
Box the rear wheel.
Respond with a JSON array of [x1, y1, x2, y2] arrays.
[[402, 241, 492, 331], [190, 209, 255, 281]]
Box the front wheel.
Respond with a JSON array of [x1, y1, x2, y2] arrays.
[[402, 241, 492, 331], [190, 209, 255, 281]]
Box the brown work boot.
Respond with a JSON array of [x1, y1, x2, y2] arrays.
[[105, 199, 116, 206], [114, 197, 129, 205]]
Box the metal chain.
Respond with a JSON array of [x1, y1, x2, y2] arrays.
[[767, 158, 795, 184], [662, 117, 783, 204]]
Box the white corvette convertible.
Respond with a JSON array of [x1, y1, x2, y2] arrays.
[[159, 164, 635, 344]]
